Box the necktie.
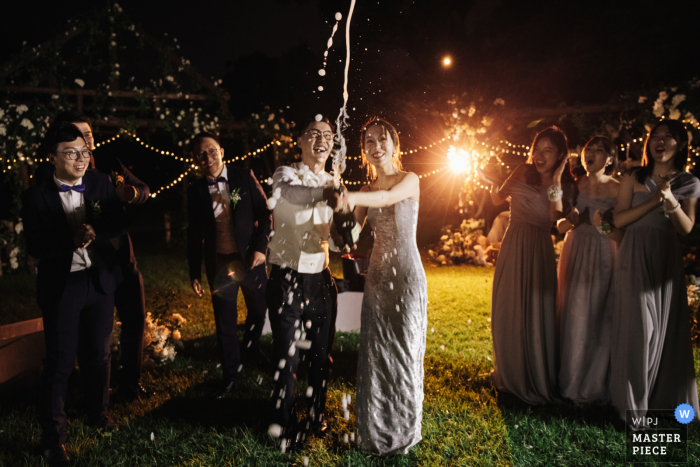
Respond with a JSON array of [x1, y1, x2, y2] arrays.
[[60, 184, 86, 193], [208, 177, 227, 185]]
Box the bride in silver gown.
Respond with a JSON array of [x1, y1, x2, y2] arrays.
[[346, 117, 427, 456]]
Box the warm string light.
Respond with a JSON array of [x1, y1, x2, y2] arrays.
[[95, 130, 279, 164], [150, 166, 195, 198], [96, 131, 192, 162], [417, 167, 447, 179], [222, 140, 277, 164], [405, 138, 448, 154]]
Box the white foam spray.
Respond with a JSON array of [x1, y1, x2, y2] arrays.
[[332, 0, 357, 188], [318, 13, 343, 79]]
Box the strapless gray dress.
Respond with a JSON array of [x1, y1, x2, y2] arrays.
[[610, 172, 700, 422], [356, 199, 428, 456], [557, 194, 617, 404], [491, 180, 559, 404]]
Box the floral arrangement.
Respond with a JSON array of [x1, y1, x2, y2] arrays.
[[427, 218, 491, 266], [245, 107, 297, 168], [142, 312, 187, 365], [687, 274, 700, 343], [0, 219, 26, 274]]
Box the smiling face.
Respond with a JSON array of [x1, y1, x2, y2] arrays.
[[192, 137, 224, 178], [363, 124, 396, 168], [71, 121, 94, 150], [582, 141, 612, 175], [531, 137, 562, 174], [50, 137, 90, 184], [648, 124, 679, 166], [298, 121, 333, 171]]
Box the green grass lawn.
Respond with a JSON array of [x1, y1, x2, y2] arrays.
[[1, 253, 700, 466]]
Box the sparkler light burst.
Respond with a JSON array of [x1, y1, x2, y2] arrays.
[[447, 145, 472, 174]]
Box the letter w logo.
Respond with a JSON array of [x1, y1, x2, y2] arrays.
[[680, 410, 691, 418]]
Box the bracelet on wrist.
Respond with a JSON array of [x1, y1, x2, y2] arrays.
[[547, 185, 563, 202], [664, 202, 681, 215]]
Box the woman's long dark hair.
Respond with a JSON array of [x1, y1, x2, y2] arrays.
[[632, 119, 689, 184], [525, 126, 576, 212]]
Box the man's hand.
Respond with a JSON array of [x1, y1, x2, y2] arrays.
[[116, 185, 137, 203], [250, 251, 266, 270], [73, 224, 96, 249], [323, 186, 350, 212], [191, 279, 203, 297]]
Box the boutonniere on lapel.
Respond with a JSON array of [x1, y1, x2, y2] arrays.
[[89, 200, 102, 220], [110, 170, 124, 187], [229, 187, 242, 207]]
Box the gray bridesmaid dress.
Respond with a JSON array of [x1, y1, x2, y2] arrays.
[[610, 171, 700, 422], [491, 179, 559, 404], [557, 194, 617, 404], [356, 199, 428, 456]]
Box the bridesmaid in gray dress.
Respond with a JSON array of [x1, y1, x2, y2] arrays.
[[347, 117, 427, 456], [556, 136, 622, 404], [489, 126, 574, 405], [610, 120, 700, 424]]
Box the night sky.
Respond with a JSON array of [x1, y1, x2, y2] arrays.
[[3, 0, 699, 125]]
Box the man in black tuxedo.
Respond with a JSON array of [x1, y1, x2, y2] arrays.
[[22, 124, 127, 467], [50, 111, 152, 401], [187, 131, 272, 398]]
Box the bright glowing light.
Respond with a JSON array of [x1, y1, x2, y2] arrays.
[[447, 145, 470, 173], [443, 56, 452, 66]]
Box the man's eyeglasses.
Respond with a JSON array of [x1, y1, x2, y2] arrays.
[[304, 130, 333, 141], [58, 149, 92, 160], [194, 148, 221, 159]]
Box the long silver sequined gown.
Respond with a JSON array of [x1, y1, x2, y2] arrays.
[[557, 194, 617, 404], [491, 180, 559, 404], [356, 199, 428, 456], [610, 172, 700, 422]]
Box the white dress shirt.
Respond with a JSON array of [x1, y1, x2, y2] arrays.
[[53, 174, 91, 272], [207, 166, 239, 255], [268, 163, 334, 273]]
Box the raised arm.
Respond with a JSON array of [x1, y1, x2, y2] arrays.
[[347, 172, 419, 209], [118, 159, 150, 204], [272, 166, 329, 205], [549, 156, 569, 223], [613, 173, 661, 228], [661, 180, 697, 236], [352, 184, 371, 228], [491, 164, 526, 206]]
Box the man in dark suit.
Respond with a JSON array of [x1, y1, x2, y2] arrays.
[[187, 131, 273, 398], [22, 124, 127, 467], [49, 111, 152, 401]]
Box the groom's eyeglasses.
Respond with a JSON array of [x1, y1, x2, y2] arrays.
[[304, 130, 333, 141], [194, 148, 221, 160], [58, 149, 92, 160]]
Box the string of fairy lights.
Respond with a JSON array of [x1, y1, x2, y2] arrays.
[[8, 124, 699, 188]]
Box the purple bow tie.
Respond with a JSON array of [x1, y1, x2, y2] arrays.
[[59, 184, 85, 193], [208, 176, 227, 185]]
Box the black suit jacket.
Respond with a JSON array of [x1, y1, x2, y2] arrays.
[[187, 165, 272, 282], [36, 157, 150, 268], [21, 170, 128, 310]]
